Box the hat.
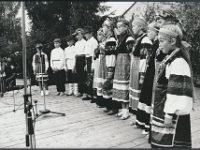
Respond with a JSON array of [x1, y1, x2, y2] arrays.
[[83, 26, 94, 34], [117, 18, 129, 27], [53, 38, 61, 43], [132, 17, 147, 27], [66, 35, 74, 41], [155, 5, 177, 20], [159, 24, 183, 40], [72, 28, 84, 36], [35, 43, 43, 48]]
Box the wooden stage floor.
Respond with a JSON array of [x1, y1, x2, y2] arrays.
[[0, 84, 200, 148]]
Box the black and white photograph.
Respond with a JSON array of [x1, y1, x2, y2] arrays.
[[0, 1, 200, 148]]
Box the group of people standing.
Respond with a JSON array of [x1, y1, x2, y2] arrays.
[[31, 5, 194, 148]]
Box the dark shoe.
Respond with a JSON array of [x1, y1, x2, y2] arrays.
[[96, 105, 104, 108], [82, 96, 91, 100], [90, 99, 96, 103], [66, 93, 73, 96], [104, 108, 111, 113]]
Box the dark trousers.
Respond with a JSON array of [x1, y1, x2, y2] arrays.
[[75, 55, 86, 94], [0, 77, 6, 93], [54, 69, 65, 92], [67, 70, 77, 83], [84, 57, 93, 96]]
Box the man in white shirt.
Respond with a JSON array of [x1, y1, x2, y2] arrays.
[[82, 26, 98, 101], [50, 38, 66, 96], [73, 28, 87, 97]]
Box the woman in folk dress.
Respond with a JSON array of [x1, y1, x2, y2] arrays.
[[150, 24, 194, 148], [112, 18, 135, 120]]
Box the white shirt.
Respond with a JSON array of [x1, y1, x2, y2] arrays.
[[85, 36, 98, 58], [50, 47, 65, 71], [74, 38, 87, 56], [64, 45, 75, 70]]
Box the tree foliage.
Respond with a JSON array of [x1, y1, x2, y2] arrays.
[[0, 2, 21, 56]]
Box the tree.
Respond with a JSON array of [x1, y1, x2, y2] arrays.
[[0, 2, 21, 56]]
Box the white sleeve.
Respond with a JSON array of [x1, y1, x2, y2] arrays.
[[164, 58, 193, 115], [50, 50, 54, 70], [45, 54, 49, 71], [32, 55, 36, 71]]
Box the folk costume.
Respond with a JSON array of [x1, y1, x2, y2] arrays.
[[96, 40, 107, 107], [32, 52, 49, 82], [135, 39, 158, 133], [150, 26, 194, 148], [129, 33, 147, 113], [102, 32, 120, 113], [112, 26, 135, 118], [151, 49, 193, 148], [129, 17, 149, 114]]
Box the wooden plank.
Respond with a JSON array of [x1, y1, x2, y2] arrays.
[[1, 85, 200, 148]]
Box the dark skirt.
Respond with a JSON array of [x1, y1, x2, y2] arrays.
[[150, 84, 192, 148], [75, 55, 86, 94], [135, 65, 155, 131]]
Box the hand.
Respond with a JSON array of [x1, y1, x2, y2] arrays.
[[64, 67, 68, 72], [164, 117, 173, 128], [72, 67, 76, 73], [84, 65, 87, 71], [33, 70, 36, 75], [54, 68, 58, 72], [45, 70, 48, 74]]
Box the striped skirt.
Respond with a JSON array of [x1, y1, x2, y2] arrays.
[[93, 58, 100, 89], [102, 54, 116, 99], [129, 56, 140, 111], [112, 53, 130, 103], [96, 54, 107, 97], [35, 64, 48, 82]]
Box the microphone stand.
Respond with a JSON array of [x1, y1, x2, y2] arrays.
[[0, 60, 5, 97], [21, 2, 36, 148]]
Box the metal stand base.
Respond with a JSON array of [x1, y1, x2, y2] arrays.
[[39, 109, 65, 116], [39, 109, 50, 114]]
